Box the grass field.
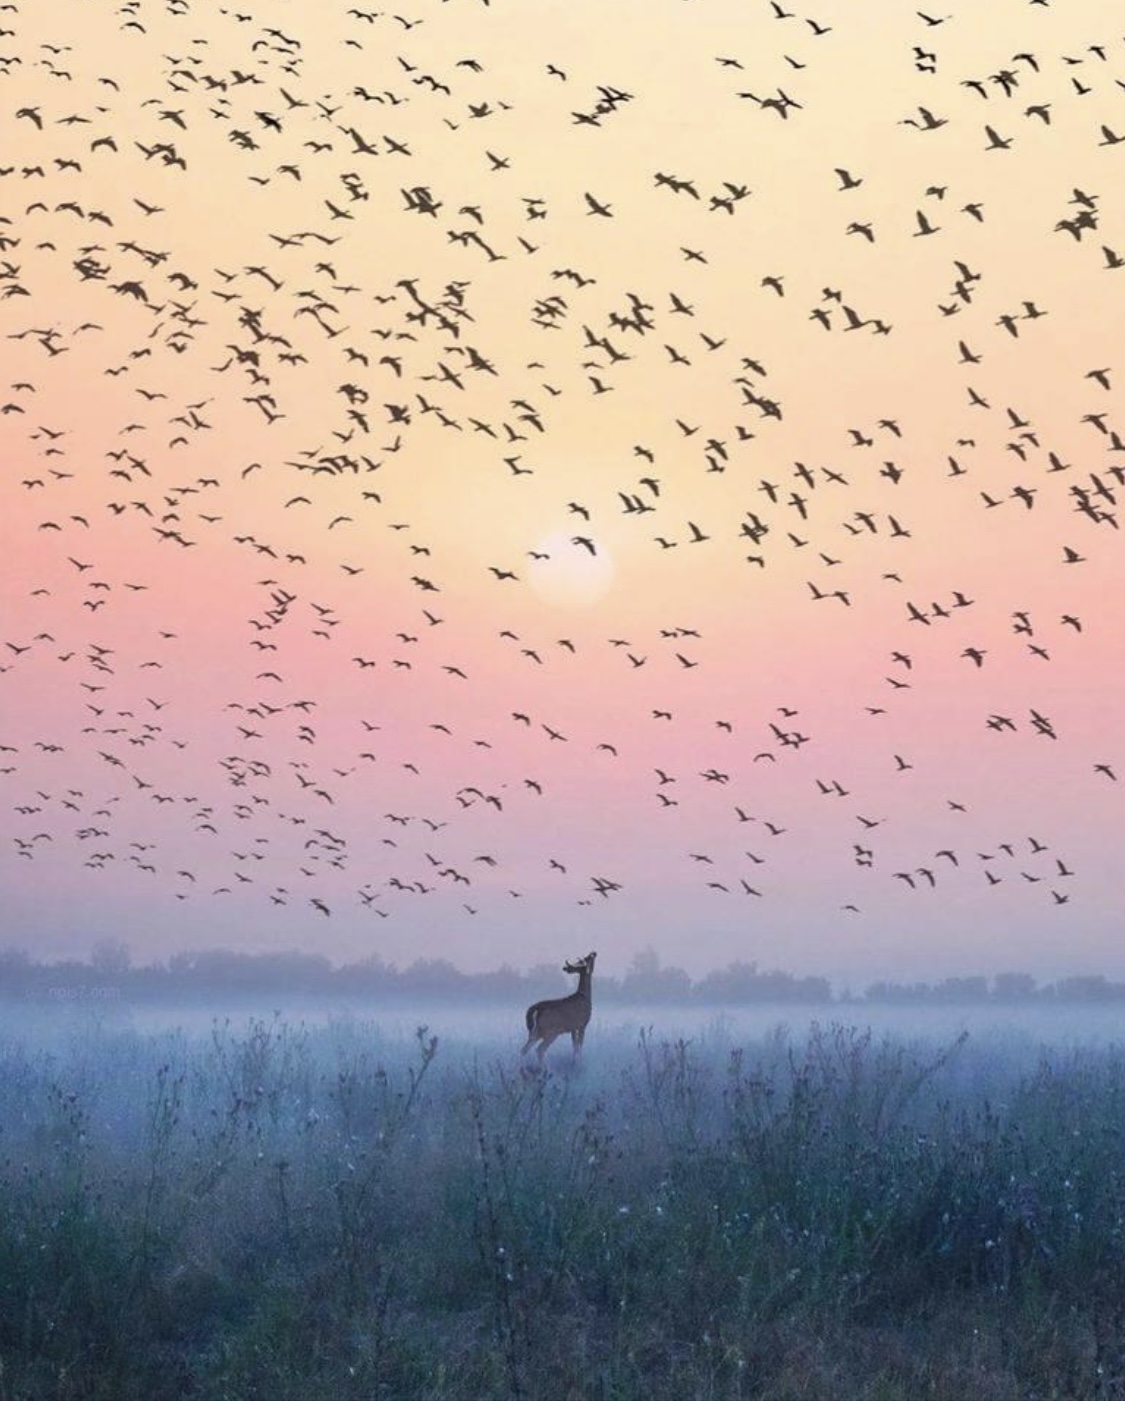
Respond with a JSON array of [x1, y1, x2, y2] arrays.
[[1, 1011, 1124, 1400]]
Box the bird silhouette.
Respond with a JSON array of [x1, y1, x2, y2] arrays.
[[0, 0, 1115, 975]]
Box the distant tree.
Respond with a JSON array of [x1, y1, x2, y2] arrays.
[[755, 969, 831, 1003], [864, 980, 934, 1003], [619, 947, 692, 1003], [90, 939, 132, 977], [933, 976, 989, 1003], [695, 959, 762, 1003], [255, 950, 334, 991], [1052, 974, 1125, 1002], [337, 954, 396, 994], [992, 971, 1038, 1001], [166, 948, 258, 990], [398, 958, 466, 995], [524, 962, 569, 998], [473, 963, 525, 999]]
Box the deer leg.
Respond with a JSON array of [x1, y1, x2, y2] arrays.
[[536, 1031, 559, 1062]]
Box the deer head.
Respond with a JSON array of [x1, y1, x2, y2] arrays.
[[563, 951, 596, 975]]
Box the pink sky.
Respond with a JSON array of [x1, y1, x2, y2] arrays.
[[1, 0, 1122, 985]]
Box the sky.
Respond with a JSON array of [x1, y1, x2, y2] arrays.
[[0, 0, 1122, 985]]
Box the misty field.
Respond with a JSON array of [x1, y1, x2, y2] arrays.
[[2, 1014, 1125, 1400]]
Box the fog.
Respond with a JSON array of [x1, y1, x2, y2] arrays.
[[9, 985, 1125, 1398], [6, 992, 1125, 1056]]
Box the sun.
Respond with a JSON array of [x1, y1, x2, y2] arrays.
[[526, 529, 616, 607]]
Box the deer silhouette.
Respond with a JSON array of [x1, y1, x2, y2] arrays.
[[521, 951, 596, 1061]]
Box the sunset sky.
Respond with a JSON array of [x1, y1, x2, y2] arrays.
[[1, 0, 1122, 985]]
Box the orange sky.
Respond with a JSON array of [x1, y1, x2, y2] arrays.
[[0, 0, 1122, 983]]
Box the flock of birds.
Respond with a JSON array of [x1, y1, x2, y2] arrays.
[[1, 0, 1122, 975]]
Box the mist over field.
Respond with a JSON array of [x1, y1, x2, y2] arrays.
[[5, 993, 1125, 1399], [7, 936, 1125, 1050], [8, 990, 1125, 1055]]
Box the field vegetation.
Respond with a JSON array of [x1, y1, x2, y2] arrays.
[[1, 1013, 1124, 1399]]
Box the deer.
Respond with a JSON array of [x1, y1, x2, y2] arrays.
[[521, 951, 596, 1062]]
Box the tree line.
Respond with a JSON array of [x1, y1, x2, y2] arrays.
[[1, 943, 1123, 1005]]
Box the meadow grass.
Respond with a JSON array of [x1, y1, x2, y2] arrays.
[[0, 1012, 1123, 1399]]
